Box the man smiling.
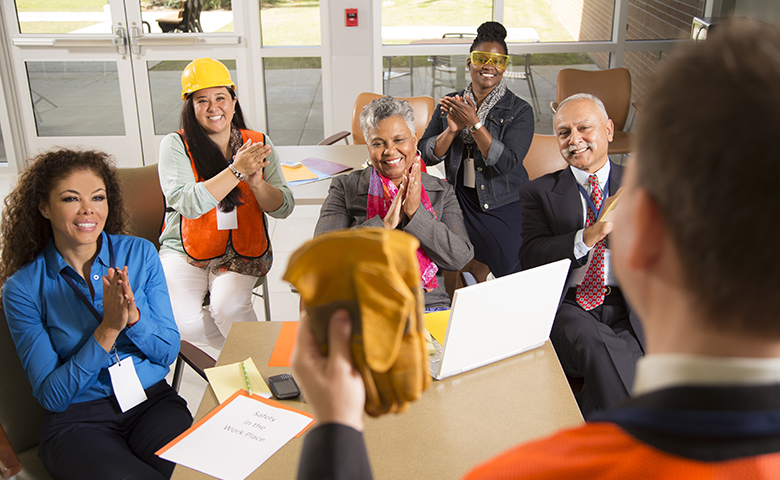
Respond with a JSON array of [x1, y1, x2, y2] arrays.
[[518, 93, 643, 416]]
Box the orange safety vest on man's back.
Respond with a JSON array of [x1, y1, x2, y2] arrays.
[[463, 422, 780, 479], [177, 129, 269, 261]]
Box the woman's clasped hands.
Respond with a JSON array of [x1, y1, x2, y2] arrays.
[[232, 138, 272, 187], [101, 266, 139, 332], [439, 95, 480, 133], [383, 157, 422, 230]]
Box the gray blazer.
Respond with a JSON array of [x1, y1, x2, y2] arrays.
[[314, 167, 474, 309]]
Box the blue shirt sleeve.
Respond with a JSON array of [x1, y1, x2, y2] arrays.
[[4, 270, 110, 412], [122, 238, 180, 368], [3, 234, 180, 413]]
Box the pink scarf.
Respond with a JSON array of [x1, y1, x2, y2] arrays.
[[367, 162, 439, 292]]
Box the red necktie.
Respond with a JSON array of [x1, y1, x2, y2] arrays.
[[576, 174, 605, 310]]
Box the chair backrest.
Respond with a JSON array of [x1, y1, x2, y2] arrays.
[[350, 92, 436, 146], [555, 68, 631, 131], [116, 164, 166, 250], [0, 305, 45, 465], [524, 134, 568, 181]]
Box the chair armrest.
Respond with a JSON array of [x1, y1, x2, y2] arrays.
[[318, 131, 351, 146], [179, 340, 216, 381], [171, 340, 217, 391], [0, 423, 21, 479]]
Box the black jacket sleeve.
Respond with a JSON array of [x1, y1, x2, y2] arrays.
[[297, 423, 374, 480]]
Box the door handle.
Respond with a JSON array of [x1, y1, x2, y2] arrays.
[[114, 27, 128, 55], [129, 26, 143, 55]]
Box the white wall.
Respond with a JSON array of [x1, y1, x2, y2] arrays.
[[321, 0, 382, 136]]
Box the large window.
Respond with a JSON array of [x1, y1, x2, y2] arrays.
[[263, 57, 323, 145], [381, 0, 492, 45]]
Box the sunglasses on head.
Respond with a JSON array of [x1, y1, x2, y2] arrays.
[[470, 51, 509, 69]]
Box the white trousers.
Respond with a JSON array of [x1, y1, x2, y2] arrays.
[[160, 251, 259, 349]]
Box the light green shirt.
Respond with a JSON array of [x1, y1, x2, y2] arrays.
[[157, 132, 294, 255]]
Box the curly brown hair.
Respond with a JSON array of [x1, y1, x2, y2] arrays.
[[0, 149, 127, 286]]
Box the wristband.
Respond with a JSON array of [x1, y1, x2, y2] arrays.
[[228, 163, 245, 181], [469, 121, 483, 133]]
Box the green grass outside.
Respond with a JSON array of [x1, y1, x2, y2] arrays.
[[503, 0, 574, 42], [260, 0, 320, 46], [16, 0, 105, 12], [19, 22, 99, 33]]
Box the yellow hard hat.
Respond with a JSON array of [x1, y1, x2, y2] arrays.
[[180, 58, 236, 100]]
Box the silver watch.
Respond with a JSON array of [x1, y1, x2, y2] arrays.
[[469, 121, 483, 133], [228, 163, 245, 181]]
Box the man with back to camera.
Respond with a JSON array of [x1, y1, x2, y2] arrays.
[[292, 19, 780, 478], [517, 92, 644, 416]]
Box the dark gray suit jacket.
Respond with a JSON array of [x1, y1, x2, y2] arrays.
[[518, 161, 645, 349], [314, 167, 474, 309]]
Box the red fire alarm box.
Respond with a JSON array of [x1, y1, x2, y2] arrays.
[[346, 8, 358, 27]]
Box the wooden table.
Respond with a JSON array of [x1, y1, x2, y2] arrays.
[[172, 322, 583, 480], [275, 144, 367, 205]]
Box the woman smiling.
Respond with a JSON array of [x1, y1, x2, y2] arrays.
[[0, 149, 190, 479], [157, 58, 293, 349], [419, 21, 534, 280], [315, 96, 473, 310]]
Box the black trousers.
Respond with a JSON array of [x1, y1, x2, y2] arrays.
[[551, 298, 643, 417], [38, 381, 192, 480]]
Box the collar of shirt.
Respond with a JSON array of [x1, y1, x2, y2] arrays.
[[43, 231, 112, 279], [570, 160, 611, 193], [633, 353, 780, 396]]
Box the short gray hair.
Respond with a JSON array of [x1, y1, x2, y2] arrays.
[[556, 93, 609, 122], [359, 96, 416, 141]]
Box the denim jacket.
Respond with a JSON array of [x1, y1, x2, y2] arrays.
[[418, 88, 534, 211]]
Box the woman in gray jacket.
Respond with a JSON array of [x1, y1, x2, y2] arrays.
[[315, 96, 473, 310]]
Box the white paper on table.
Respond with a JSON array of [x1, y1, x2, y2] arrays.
[[156, 391, 313, 480]]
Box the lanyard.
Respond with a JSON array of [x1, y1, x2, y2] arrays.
[[59, 235, 115, 325], [577, 178, 609, 220]]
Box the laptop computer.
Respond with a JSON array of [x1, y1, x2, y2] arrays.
[[429, 258, 571, 380]]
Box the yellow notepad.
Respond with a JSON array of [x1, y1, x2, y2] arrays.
[[204, 357, 271, 404]]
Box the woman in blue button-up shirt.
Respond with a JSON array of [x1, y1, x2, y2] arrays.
[[0, 149, 191, 480]]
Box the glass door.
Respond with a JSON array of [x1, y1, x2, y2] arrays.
[[4, 0, 251, 167]]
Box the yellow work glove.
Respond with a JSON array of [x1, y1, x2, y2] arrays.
[[283, 228, 431, 417]]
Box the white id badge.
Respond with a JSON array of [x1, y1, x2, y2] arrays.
[[109, 357, 148, 413], [463, 157, 476, 188], [216, 208, 238, 230]]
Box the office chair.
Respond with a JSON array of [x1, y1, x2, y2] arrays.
[[116, 165, 273, 321], [349, 92, 435, 147], [551, 68, 634, 155], [524, 134, 568, 181]]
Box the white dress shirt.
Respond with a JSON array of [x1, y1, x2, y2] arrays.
[[570, 162, 616, 286], [634, 353, 780, 395]]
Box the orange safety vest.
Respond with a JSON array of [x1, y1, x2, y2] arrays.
[[178, 129, 269, 261], [463, 422, 780, 479]]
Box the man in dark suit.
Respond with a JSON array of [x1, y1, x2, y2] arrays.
[[518, 94, 643, 416]]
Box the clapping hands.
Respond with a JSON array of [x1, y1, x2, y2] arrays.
[[383, 157, 422, 230]]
